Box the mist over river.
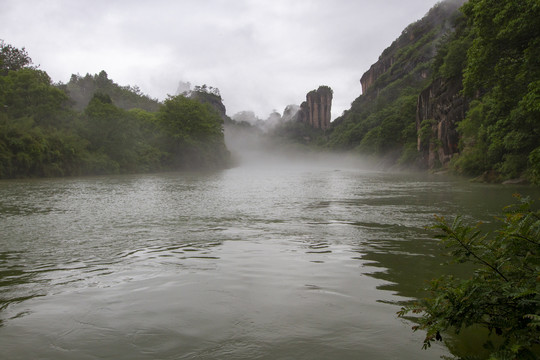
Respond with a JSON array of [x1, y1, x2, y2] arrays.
[[1, 159, 538, 359]]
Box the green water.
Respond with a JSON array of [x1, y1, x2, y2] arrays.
[[1, 161, 537, 359]]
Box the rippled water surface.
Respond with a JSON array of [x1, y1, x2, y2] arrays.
[[1, 162, 537, 359]]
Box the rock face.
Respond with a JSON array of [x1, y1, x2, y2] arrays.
[[189, 90, 229, 123], [359, 0, 465, 97], [296, 86, 333, 130], [416, 77, 468, 168], [360, 48, 431, 97], [282, 104, 300, 122], [360, 57, 395, 95]]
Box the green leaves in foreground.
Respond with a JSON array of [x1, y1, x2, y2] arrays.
[[398, 195, 540, 359]]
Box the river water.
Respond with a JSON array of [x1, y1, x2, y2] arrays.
[[1, 157, 538, 359]]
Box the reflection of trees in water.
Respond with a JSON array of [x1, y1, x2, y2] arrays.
[[355, 225, 494, 359], [0, 251, 44, 327], [355, 231, 445, 301]]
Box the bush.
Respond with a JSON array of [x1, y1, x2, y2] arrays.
[[398, 196, 540, 359]]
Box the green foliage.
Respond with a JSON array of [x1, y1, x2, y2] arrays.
[[64, 71, 160, 112], [397, 141, 420, 165], [0, 41, 230, 178], [0, 57, 88, 178], [188, 85, 227, 122], [0, 39, 32, 75], [269, 118, 325, 146], [451, 100, 489, 176], [0, 68, 70, 126], [398, 196, 540, 359], [0, 115, 89, 178], [439, 37, 469, 79], [193, 84, 221, 98], [330, 87, 419, 159], [453, 0, 540, 181], [418, 118, 436, 148], [432, 11, 472, 80], [157, 95, 223, 144], [461, 0, 540, 96], [528, 147, 540, 185], [79, 93, 140, 173], [156, 95, 229, 169]]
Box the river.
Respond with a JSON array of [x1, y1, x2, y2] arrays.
[[1, 157, 538, 359]]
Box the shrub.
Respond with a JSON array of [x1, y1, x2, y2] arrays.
[[398, 196, 540, 359]]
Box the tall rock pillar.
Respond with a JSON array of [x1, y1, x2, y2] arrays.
[[299, 86, 333, 130]]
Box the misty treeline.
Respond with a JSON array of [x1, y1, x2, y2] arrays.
[[0, 41, 229, 178], [325, 0, 540, 184]]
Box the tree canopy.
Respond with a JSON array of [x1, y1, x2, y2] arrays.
[[156, 95, 229, 169], [0, 39, 32, 75]]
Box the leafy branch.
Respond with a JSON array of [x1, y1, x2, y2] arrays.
[[432, 215, 509, 282]]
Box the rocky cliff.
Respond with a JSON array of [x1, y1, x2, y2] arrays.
[[359, 0, 464, 97], [416, 76, 467, 168], [189, 89, 230, 123], [328, 0, 468, 165], [296, 86, 333, 130]]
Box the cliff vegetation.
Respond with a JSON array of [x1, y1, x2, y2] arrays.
[[327, 1, 464, 164], [327, 0, 540, 184]]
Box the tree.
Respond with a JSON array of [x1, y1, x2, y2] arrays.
[[398, 196, 540, 359], [156, 94, 228, 169], [0, 39, 33, 75], [0, 67, 69, 126], [157, 94, 223, 144], [80, 92, 140, 173]]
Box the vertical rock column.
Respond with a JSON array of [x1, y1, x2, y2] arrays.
[[320, 88, 332, 130], [301, 86, 333, 130]]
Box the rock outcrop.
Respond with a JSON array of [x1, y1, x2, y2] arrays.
[[359, 0, 465, 97], [295, 86, 333, 130], [360, 57, 395, 95], [189, 88, 230, 123], [282, 104, 300, 122], [416, 76, 468, 168]]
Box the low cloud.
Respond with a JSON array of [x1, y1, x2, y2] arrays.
[[0, 0, 441, 119]]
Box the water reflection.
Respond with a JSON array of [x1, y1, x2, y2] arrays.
[[0, 251, 45, 326]]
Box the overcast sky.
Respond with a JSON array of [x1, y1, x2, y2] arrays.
[[1, 0, 441, 120]]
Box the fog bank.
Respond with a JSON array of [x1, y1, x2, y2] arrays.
[[224, 124, 376, 172]]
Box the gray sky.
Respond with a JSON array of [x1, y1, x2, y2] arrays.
[[1, 0, 440, 120]]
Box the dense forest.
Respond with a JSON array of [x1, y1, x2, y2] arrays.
[[324, 0, 540, 184], [0, 41, 230, 178]]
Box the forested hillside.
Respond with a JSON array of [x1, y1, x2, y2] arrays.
[[327, 0, 540, 184], [0, 41, 229, 178], [449, 0, 540, 183], [327, 1, 465, 161]]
